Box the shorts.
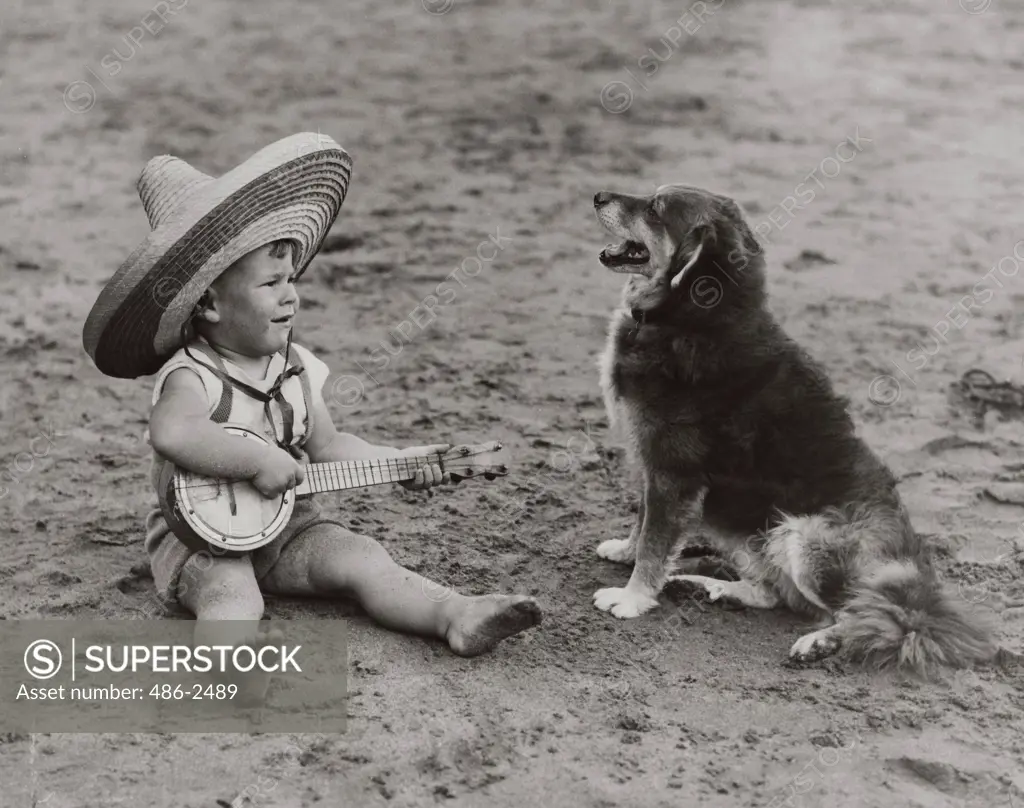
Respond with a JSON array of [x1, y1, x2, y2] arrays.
[[144, 496, 336, 604]]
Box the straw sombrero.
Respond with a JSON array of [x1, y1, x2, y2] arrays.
[[83, 132, 352, 379]]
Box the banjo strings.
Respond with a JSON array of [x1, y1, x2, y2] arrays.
[[175, 452, 471, 492]]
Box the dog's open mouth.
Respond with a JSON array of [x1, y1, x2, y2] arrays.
[[599, 239, 650, 269]]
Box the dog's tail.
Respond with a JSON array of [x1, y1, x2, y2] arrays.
[[840, 561, 997, 675]]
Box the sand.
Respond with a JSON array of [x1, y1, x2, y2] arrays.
[[1, 0, 1022, 805]]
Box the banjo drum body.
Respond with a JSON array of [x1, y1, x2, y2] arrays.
[[157, 425, 296, 556]]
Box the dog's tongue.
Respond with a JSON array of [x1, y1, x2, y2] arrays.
[[605, 241, 631, 258]]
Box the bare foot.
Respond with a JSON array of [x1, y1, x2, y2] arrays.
[[446, 595, 542, 657], [204, 626, 284, 708], [240, 626, 286, 706]]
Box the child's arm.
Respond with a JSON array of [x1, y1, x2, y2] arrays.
[[149, 369, 303, 495]]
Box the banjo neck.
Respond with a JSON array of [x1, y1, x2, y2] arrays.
[[159, 426, 507, 557], [161, 427, 508, 557], [294, 454, 437, 496]]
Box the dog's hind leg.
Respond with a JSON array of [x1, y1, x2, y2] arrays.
[[669, 575, 779, 608], [596, 497, 644, 565], [762, 512, 862, 663], [789, 622, 843, 663], [762, 514, 842, 616], [671, 550, 737, 579]]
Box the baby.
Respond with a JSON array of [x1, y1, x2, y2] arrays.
[[83, 133, 541, 665]]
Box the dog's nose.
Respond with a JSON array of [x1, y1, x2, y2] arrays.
[[594, 191, 612, 208]]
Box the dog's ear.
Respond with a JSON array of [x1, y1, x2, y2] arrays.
[[669, 224, 712, 289], [717, 199, 762, 268]]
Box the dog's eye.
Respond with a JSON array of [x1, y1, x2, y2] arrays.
[[647, 201, 660, 219]]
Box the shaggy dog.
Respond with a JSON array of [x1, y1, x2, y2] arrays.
[[591, 184, 996, 673]]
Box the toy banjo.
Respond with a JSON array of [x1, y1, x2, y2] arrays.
[[158, 424, 508, 555]]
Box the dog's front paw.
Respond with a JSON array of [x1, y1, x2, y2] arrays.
[[789, 628, 842, 663], [593, 586, 658, 619], [596, 538, 635, 565]]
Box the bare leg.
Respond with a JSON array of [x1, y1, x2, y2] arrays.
[[593, 476, 704, 619], [669, 575, 780, 608], [262, 524, 542, 656], [178, 555, 279, 703], [179, 554, 265, 636], [596, 494, 645, 565]]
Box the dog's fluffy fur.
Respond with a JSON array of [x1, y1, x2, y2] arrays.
[[591, 184, 996, 674]]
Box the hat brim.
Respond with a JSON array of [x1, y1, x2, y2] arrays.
[[83, 134, 352, 379]]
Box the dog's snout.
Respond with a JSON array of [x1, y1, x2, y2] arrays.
[[594, 191, 613, 208]]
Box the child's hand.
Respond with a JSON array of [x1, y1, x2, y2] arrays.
[[250, 446, 306, 498], [397, 444, 452, 491]]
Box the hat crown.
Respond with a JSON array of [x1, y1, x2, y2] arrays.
[[137, 156, 215, 228]]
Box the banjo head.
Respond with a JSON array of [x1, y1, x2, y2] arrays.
[[161, 425, 295, 555]]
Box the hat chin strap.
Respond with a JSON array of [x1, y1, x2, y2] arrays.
[[180, 322, 305, 455]]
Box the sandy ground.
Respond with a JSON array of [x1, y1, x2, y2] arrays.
[[1, 0, 1023, 805]]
